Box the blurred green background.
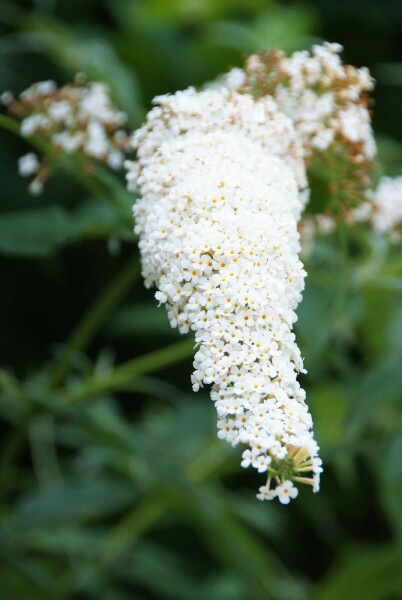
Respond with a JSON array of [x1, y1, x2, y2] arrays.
[[1, 1, 402, 599]]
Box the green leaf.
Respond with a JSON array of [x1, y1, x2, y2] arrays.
[[0, 199, 133, 258], [107, 302, 177, 338], [0, 206, 74, 257], [204, 5, 317, 54], [348, 354, 402, 434], [307, 386, 350, 448], [72, 197, 132, 239], [12, 478, 138, 530], [317, 546, 402, 600], [180, 486, 308, 600], [296, 279, 334, 366], [116, 541, 222, 600]]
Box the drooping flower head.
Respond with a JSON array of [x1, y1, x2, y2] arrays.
[[126, 87, 322, 503]]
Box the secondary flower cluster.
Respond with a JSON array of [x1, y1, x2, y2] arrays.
[[224, 42, 376, 214], [127, 87, 322, 503], [2, 78, 129, 194], [353, 176, 402, 240], [299, 176, 402, 250]]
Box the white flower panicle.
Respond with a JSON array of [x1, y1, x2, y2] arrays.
[[353, 176, 402, 241], [127, 87, 322, 503], [3, 77, 129, 194]]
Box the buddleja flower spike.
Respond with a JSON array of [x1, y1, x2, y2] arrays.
[[126, 87, 322, 503]]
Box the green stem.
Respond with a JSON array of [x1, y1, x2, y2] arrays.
[[61, 337, 194, 405], [0, 113, 22, 134], [99, 498, 166, 566], [0, 113, 51, 154], [68, 159, 113, 201], [29, 415, 62, 487], [49, 258, 140, 387]]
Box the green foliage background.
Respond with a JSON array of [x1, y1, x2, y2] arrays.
[[1, 1, 402, 599]]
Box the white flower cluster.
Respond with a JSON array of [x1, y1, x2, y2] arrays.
[[225, 42, 376, 161], [3, 78, 129, 194], [127, 87, 322, 503], [353, 176, 402, 240]]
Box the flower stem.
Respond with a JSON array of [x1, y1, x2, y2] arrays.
[[99, 497, 166, 567], [61, 337, 194, 405], [0, 113, 52, 154]]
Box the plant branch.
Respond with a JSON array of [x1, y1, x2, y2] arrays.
[[61, 337, 194, 405]]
